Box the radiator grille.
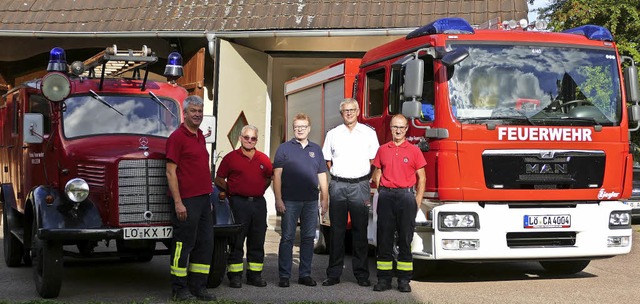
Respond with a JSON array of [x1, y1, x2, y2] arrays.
[[118, 159, 171, 225], [506, 232, 576, 248]]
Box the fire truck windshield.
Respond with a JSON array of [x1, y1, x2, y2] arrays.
[[447, 43, 622, 126], [62, 94, 180, 138]]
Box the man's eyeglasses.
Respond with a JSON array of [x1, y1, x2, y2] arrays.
[[242, 135, 258, 142], [341, 108, 357, 114], [391, 125, 407, 130], [293, 125, 309, 131]]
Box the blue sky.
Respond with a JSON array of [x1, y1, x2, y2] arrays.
[[528, 0, 551, 20]]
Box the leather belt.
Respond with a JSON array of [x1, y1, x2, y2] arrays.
[[379, 186, 412, 193], [332, 175, 370, 183], [231, 195, 259, 202]]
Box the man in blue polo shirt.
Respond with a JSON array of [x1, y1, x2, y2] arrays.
[[273, 112, 329, 288]]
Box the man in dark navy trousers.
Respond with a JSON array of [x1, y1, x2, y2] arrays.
[[215, 125, 273, 288], [371, 114, 426, 293], [166, 95, 216, 302]]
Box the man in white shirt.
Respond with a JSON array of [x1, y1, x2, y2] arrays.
[[321, 98, 379, 287]]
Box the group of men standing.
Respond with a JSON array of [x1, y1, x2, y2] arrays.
[[165, 95, 426, 301]]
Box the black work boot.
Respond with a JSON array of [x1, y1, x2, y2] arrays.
[[191, 288, 217, 301], [397, 279, 412, 292], [229, 275, 242, 288], [171, 288, 195, 301], [373, 279, 392, 292], [246, 275, 267, 287]]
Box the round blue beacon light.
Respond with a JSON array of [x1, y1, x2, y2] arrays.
[[164, 52, 184, 78], [47, 47, 68, 72]]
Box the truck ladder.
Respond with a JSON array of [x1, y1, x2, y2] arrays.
[[83, 45, 158, 90]]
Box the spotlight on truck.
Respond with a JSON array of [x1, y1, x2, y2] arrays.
[[41, 72, 71, 103]]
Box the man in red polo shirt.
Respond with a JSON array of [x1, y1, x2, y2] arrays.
[[371, 114, 426, 293], [166, 95, 215, 302], [214, 125, 273, 288]]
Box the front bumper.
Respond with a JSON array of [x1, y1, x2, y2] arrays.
[[38, 228, 124, 241], [411, 201, 632, 261]]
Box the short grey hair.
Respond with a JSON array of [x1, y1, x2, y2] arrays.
[[183, 95, 204, 111], [339, 98, 359, 112], [241, 125, 259, 135]]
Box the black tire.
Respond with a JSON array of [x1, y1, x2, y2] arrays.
[[539, 260, 590, 275], [313, 217, 330, 254], [208, 236, 230, 288], [32, 217, 63, 298], [3, 206, 24, 267]]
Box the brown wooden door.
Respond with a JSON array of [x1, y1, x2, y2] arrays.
[[177, 48, 205, 98]]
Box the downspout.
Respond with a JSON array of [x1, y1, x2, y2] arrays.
[[206, 33, 221, 180]]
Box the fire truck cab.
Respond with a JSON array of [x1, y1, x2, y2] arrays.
[[286, 17, 640, 276]]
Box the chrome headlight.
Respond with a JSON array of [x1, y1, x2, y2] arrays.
[[609, 211, 631, 229], [65, 178, 89, 202], [438, 212, 479, 231]]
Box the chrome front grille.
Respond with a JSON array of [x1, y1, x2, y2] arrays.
[[118, 159, 171, 225]]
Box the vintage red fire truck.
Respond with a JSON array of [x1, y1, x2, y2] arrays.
[[285, 17, 639, 275], [1, 45, 190, 298]]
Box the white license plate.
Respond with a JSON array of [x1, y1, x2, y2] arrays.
[[524, 215, 571, 229], [623, 201, 640, 209], [123, 226, 173, 240]]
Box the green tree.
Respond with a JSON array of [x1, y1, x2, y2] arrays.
[[531, 0, 640, 63]]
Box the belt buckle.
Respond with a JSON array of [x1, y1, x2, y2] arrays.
[[247, 197, 255, 202]]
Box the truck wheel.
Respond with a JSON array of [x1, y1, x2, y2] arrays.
[[208, 236, 230, 288], [539, 260, 590, 275], [3, 207, 24, 267], [32, 217, 63, 298], [313, 217, 330, 254]]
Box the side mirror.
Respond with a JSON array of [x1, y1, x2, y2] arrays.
[[402, 100, 422, 119], [442, 48, 469, 67], [23, 113, 44, 144], [624, 64, 639, 103], [404, 59, 424, 100], [629, 104, 640, 122]]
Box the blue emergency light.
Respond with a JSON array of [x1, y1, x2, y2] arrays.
[[164, 52, 184, 79], [407, 17, 475, 40], [47, 47, 68, 72], [562, 25, 614, 42]]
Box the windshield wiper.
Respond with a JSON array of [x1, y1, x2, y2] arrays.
[[89, 90, 124, 116], [149, 92, 177, 119], [491, 115, 536, 126]]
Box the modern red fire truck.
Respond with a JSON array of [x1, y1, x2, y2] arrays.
[[285, 17, 639, 275], [1, 45, 189, 298]]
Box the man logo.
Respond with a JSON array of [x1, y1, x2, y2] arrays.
[[525, 163, 568, 174], [539, 151, 555, 159]]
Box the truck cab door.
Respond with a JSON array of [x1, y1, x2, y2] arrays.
[[22, 94, 50, 194]]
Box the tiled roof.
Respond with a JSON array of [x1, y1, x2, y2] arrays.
[[0, 0, 528, 33]]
